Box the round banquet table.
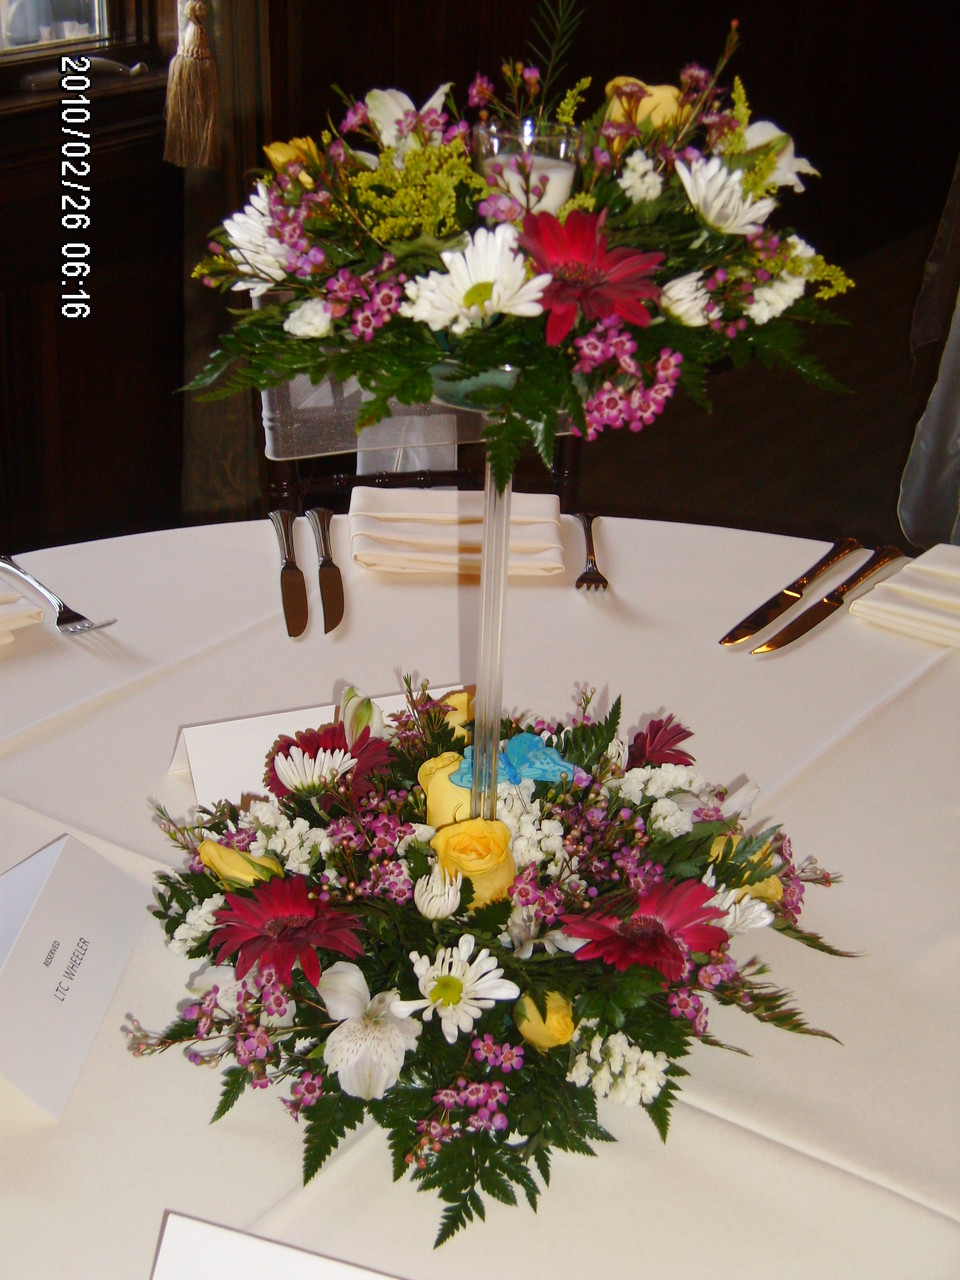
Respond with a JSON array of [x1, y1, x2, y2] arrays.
[[0, 515, 957, 1279]]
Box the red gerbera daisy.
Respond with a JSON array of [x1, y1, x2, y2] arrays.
[[518, 209, 664, 345], [562, 881, 727, 981], [626, 713, 695, 768], [211, 876, 365, 987]]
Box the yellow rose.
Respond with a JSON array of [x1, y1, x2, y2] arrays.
[[198, 839, 282, 889], [442, 688, 474, 744], [418, 752, 471, 828], [604, 77, 689, 129], [709, 835, 783, 904], [514, 991, 576, 1051], [431, 817, 515, 908], [262, 136, 319, 185]]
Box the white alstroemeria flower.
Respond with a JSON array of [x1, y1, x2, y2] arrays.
[[702, 868, 775, 933], [396, 822, 435, 857], [660, 270, 711, 326], [409, 934, 520, 1044], [618, 148, 663, 203], [222, 180, 289, 295], [719, 779, 760, 821], [283, 298, 333, 338], [675, 156, 776, 236], [318, 962, 421, 1100], [413, 864, 462, 919], [399, 223, 551, 336], [339, 685, 392, 745], [741, 120, 818, 192], [273, 745, 357, 793], [649, 797, 694, 838], [365, 82, 452, 150]]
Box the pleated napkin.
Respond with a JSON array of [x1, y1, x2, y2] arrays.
[[0, 590, 43, 646], [348, 487, 564, 575], [849, 543, 960, 647]]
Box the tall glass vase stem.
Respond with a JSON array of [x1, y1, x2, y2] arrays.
[[471, 458, 512, 820]]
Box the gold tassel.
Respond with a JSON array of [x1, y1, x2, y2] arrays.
[[163, 0, 221, 169]]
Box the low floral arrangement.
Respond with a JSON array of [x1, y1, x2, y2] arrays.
[[129, 683, 844, 1245], [191, 8, 851, 488]]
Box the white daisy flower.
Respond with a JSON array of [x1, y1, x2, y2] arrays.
[[703, 868, 775, 933], [273, 744, 357, 793], [675, 156, 776, 236], [409, 934, 520, 1044], [399, 224, 551, 336], [413, 864, 462, 919], [618, 148, 663, 203], [318, 962, 421, 1100], [660, 270, 711, 326], [222, 181, 289, 295]]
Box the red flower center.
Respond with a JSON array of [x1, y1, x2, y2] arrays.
[[264, 913, 312, 938]]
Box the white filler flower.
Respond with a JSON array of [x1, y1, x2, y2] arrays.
[[400, 223, 551, 335], [283, 298, 333, 338], [410, 934, 520, 1044], [675, 156, 776, 236], [318, 962, 421, 1100]]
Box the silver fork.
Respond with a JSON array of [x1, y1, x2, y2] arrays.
[[0, 553, 117, 635], [575, 513, 609, 591]]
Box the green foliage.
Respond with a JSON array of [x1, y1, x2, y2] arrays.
[[212, 1067, 248, 1122], [561, 696, 621, 772], [302, 1090, 367, 1183]]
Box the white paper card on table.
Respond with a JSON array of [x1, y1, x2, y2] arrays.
[[0, 834, 147, 1118], [152, 1212, 404, 1280], [170, 692, 423, 810]]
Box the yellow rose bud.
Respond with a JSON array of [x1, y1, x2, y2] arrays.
[[604, 77, 689, 129], [708, 835, 784, 903], [442, 688, 474, 744], [430, 817, 515, 908], [262, 136, 319, 186], [514, 991, 576, 1051], [418, 752, 471, 829], [198, 839, 282, 889]]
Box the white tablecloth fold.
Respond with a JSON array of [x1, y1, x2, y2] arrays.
[[0, 591, 43, 646], [850, 543, 960, 646], [347, 487, 564, 575]]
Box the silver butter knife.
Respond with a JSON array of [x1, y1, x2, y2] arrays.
[[306, 507, 344, 634], [720, 537, 861, 645], [269, 510, 309, 638], [751, 546, 905, 653]]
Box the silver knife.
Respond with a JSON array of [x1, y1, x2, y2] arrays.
[[720, 537, 861, 645], [269, 509, 309, 637], [306, 507, 345, 634], [751, 546, 905, 653]]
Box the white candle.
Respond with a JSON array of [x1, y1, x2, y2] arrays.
[[482, 155, 576, 216]]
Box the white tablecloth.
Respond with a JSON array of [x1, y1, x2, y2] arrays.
[[0, 517, 957, 1279]]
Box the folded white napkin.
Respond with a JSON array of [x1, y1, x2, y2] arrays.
[[0, 590, 43, 647], [348, 487, 564, 576], [849, 544, 960, 647]]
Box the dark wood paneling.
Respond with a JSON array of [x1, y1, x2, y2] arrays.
[[270, 0, 960, 264], [0, 73, 184, 551]]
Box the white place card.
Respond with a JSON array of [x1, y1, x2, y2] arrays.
[[170, 691, 437, 809], [0, 834, 148, 1118], [152, 1212, 405, 1280]]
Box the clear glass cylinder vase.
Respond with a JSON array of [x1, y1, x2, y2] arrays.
[[471, 458, 512, 819]]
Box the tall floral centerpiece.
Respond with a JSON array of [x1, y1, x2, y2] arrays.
[[192, 10, 850, 817], [137, 12, 856, 1241]]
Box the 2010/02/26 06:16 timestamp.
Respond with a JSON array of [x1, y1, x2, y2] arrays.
[[60, 55, 93, 319]]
